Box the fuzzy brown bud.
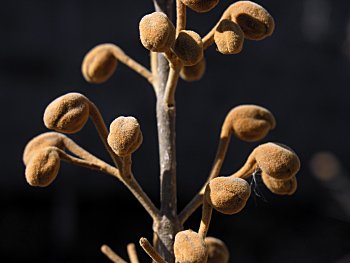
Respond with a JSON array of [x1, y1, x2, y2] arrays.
[[205, 237, 230, 263], [107, 116, 143, 157], [139, 12, 175, 52], [173, 30, 203, 66], [25, 147, 60, 187], [174, 230, 208, 263], [82, 44, 118, 84], [214, 19, 244, 55], [206, 177, 251, 215], [254, 143, 300, 180], [43, 93, 90, 134], [180, 57, 206, 81], [261, 172, 297, 195], [180, 0, 219, 13]]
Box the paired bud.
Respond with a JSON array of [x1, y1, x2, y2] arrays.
[[107, 116, 143, 157], [180, 0, 219, 13], [180, 57, 206, 81], [25, 147, 60, 187], [139, 12, 175, 52], [227, 105, 276, 142], [174, 230, 208, 263], [205, 176, 251, 215], [214, 19, 244, 55], [43, 93, 90, 134], [261, 172, 297, 195], [82, 44, 118, 84], [173, 30, 203, 66], [226, 1, 275, 40], [205, 237, 230, 263]]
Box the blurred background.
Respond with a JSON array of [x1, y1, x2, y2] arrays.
[[1, 0, 350, 262]]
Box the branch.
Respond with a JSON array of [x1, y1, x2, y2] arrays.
[[127, 243, 139, 263], [198, 198, 213, 239], [176, 0, 186, 35], [140, 237, 168, 263], [101, 245, 127, 263]]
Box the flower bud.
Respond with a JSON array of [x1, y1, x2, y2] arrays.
[[174, 230, 208, 263], [23, 132, 66, 165], [228, 105, 276, 142], [180, 57, 206, 81], [261, 172, 297, 195], [43, 93, 90, 134], [226, 1, 275, 40], [205, 237, 229, 263], [180, 0, 219, 13], [82, 44, 118, 84], [254, 143, 300, 180], [139, 12, 175, 52], [107, 116, 143, 157], [25, 147, 60, 187], [206, 177, 251, 215], [214, 19, 244, 55], [173, 30, 203, 66]]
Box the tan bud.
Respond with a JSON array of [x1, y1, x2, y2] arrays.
[[107, 116, 143, 157], [227, 105, 276, 142], [261, 172, 297, 195], [82, 44, 118, 84], [180, 0, 219, 13], [226, 1, 275, 40], [23, 132, 66, 165], [206, 177, 251, 215], [180, 57, 206, 81], [205, 237, 229, 263], [139, 12, 175, 52], [214, 19, 244, 55], [43, 93, 90, 134], [25, 147, 60, 187], [254, 143, 300, 180], [174, 230, 208, 263], [173, 30, 203, 66]]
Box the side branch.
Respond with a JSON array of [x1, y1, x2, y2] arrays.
[[176, 0, 186, 35], [140, 237, 168, 263], [101, 245, 127, 263]]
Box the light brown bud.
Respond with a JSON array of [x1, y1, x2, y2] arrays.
[[226, 1, 275, 40], [254, 143, 300, 180], [43, 93, 90, 134], [180, 0, 219, 13], [173, 30, 203, 66], [25, 147, 60, 187], [174, 230, 208, 263], [227, 105, 276, 142], [82, 44, 118, 84], [214, 19, 244, 55], [205, 237, 230, 263], [180, 57, 206, 81], [107, 116, 143, 157], [139, 12, 175, 52], [23, 132, 66, 165], [206, 177, 251, 215], [261, 172, 297, 195]]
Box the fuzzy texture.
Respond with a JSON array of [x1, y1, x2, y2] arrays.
[[180, 57, 206, 81], [180, 0, 219, 13], [139, 12, 175, 52], [228, 105, 276, 142], [107, 116, 143, 157], [205, 237, 229, 263], [173, 30, 203, 66], [44, 93, 90, 134], [25, 147, 60, 187], [23, 132, 66, 165], [206, 177, 251, 215], [174, 230, 208, 263], [82, 45, 118, 83], [254, 143, 300, 180], [261, 172, 297, 195], [214, 19, 244, 55], [226, 1, 275, 40]]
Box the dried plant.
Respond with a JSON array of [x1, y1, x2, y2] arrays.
[[23, 1, 301, 262]]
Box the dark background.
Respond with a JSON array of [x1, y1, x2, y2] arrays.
[[1, 0, 350, 262]]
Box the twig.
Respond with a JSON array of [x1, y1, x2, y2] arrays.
[[176, 0, 186, 35], [127, 243, 139, 263], [164, 63, 181, 107], [139, 237, 167, 263], [101, 245, 127, 263], [198, 198, 213, 239]]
